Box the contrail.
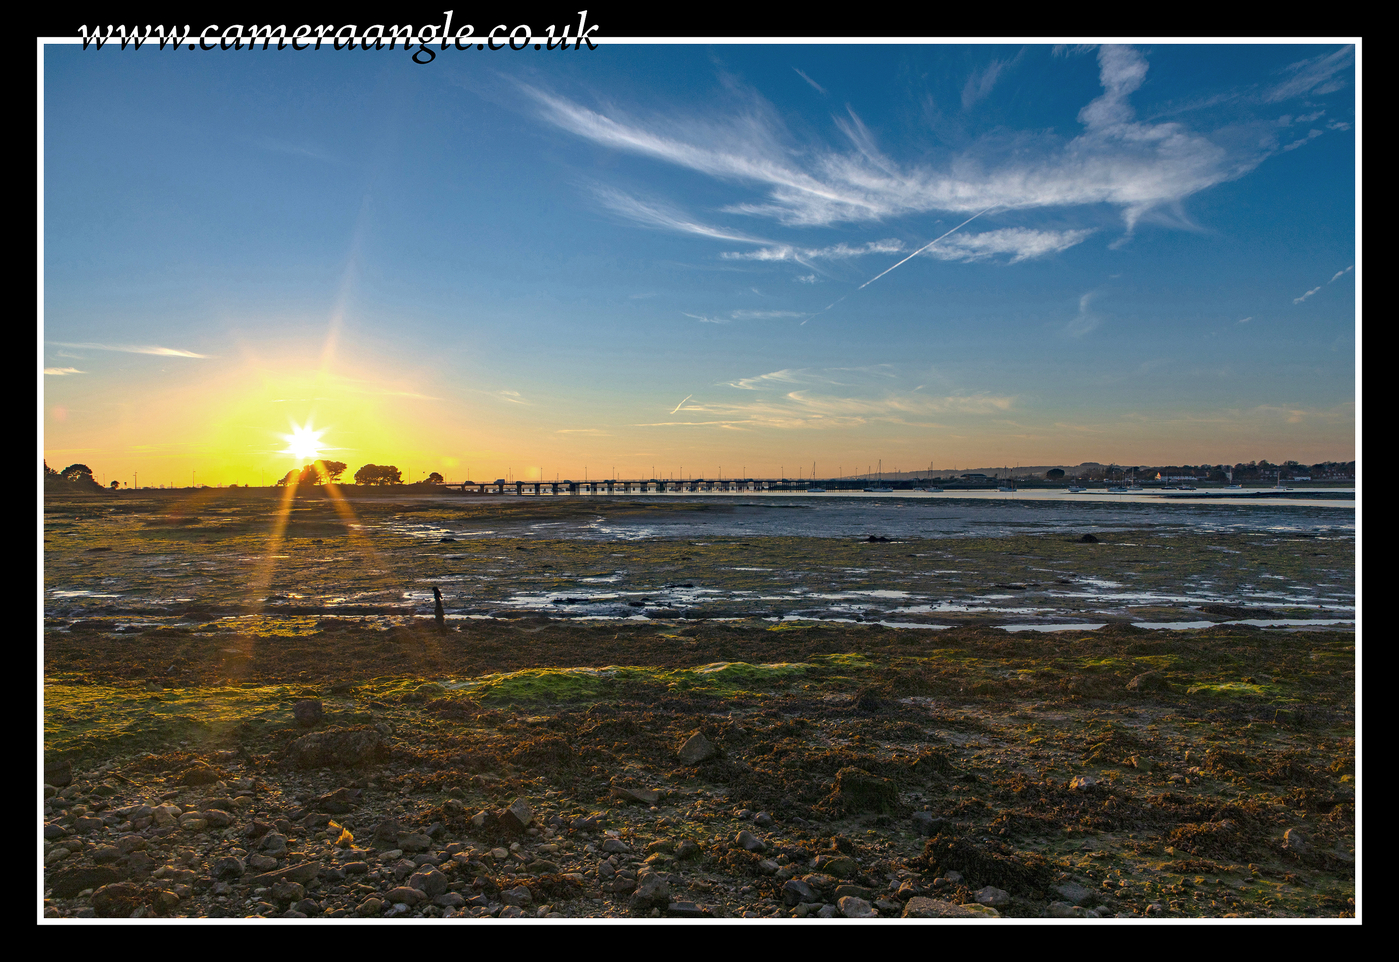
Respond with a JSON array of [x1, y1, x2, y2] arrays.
[[857, 206, 998, 290], [670, 394, 693, 414]]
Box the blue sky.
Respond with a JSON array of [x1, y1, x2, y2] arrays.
[[42, 41, 1356, 485]]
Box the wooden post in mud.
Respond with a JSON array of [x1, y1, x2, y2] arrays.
[[433, 586, 445, 628]]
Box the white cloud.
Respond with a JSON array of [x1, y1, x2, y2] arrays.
[[1293, 286, 1322, 304], [592, 186, 770, 245], [720, 239, 905, 263], [1281, 129, 1324, 152], [526, 45, 1252, 236], [1330, 265, 1354, 283], [44, 367, 84, 375], [49, 342, 211, 358], [921, 227, 1094, 263], [1064, 291, 1102, 337], [637, 386, 1014, 430], [962, 57, 1014, 109], [1264, 47, 1355, 103]]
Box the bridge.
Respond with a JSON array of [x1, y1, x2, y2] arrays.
[[443, 478, 821, 495]]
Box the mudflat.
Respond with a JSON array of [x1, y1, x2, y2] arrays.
[[42, 491, 1356, 920]]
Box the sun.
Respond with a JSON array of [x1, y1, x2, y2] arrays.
[[281, 422, 326, 462]]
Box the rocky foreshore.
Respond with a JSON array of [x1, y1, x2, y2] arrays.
[[44, 736, 1129, 920]]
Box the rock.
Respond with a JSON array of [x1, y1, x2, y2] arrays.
[[409, 868, 448, 897], [212, 856, 245, 879], [501, 886, 533, 906], [825, 767, 900, 815], [735, 830, 766, 852], [1078, 534, 1099, 543], [398, 833, 432, 853], [782, 878, 818, 906], [838, 896, 877, 918], [270, 880, 305, 903], [601, 838, 632, 854], [356, 897, 384, 917], [678, 731, 719, 765], [386, 886, 428, 905], [630, 873, 670, 910], [372, 818, 400, 847], [501, 798, 534, 832], [675, 839, 701, 860], [178, 762, 220, 786], [260, 832, 288, 855], [49, 866, 125, 899], [313, 788, 361, 814], [90, 882, 145, 918], [958, 903, 1000, 917], [1068, 775, 1099, 791], [902, 897, 981, 918], [1046, 900, 1089, 918], [611, 785, 663, 805], [286, 727, 390, 769], [1053, 881, 1094, 906], [975, 885, 1010, 907], [667, 901, 709, 918], [814, 854, 859, 879], [293, 699, 324, 727], [45, 758, 73, 788]]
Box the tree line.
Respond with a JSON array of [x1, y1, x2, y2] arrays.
[[277, 462, 444, 486]]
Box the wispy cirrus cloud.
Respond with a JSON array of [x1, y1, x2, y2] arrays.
[[1330, 264, 1354, 283], [44, 367, 85, 376], [683, 310, 805, 324], [639, 387, 1014, 431], [1065, 291, 1103, 338], [48, 342, 211, 358], [962, 53, 1021, 109], [592, 186, 770, 245], [524, 45, 1277, 236], [720, 239, 905, 263], [921, 227, 1095, 263], [1264, 47, 1355, 103], [1293, 286, 1322, 304]]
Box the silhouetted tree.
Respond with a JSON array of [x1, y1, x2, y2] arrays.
[[275, 469, 298, 487], [60, 463, 95, 484], [1045, 468, 1065, 480], [320, 460, 348, 483], [426, 471, 444, 484], [354, 464, 402, 485], [110, 479, 120, 490]]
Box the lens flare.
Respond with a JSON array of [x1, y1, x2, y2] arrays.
[[281, 422, 326, 462]]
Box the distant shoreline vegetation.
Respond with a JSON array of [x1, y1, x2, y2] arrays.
[[41, 458, 1355, 492]]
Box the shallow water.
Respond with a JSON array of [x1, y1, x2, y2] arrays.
[[43, 492, 1355, 633]]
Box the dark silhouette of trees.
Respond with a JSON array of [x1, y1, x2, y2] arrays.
[[426, 472, 444, 484], [1045, 468, 1065, 480], [320, 460, 348, 483], [110, 479, 120, 490], [354, 464, 403, 485], [60, 463, 95, 484]]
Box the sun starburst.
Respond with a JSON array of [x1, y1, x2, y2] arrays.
[[281, 422, 326, 462]]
